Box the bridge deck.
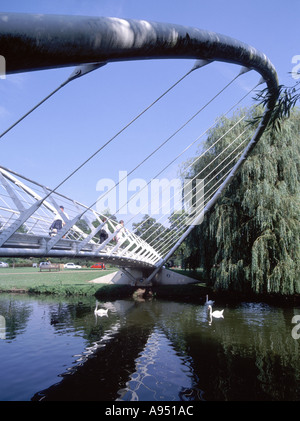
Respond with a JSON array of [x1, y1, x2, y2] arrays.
[[0, 232, 156, 269]]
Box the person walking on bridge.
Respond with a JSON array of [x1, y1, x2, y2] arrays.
[[49, 205, 69, 236]]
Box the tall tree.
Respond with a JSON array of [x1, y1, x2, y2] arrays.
[[184, 108, 300, 295]]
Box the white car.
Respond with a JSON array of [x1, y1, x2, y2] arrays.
[[64, 262, 82, 269], [0, 261, 8, 268], [39, 261, 51, 268]]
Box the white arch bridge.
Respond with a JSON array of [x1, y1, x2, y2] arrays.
[[0, 13, 279, 285]]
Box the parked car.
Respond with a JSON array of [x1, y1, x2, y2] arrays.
[[90, 263, 106, 269], [64, 262, 82, 269], [39, 261, 51, 268], [0, 261, 9, 268]]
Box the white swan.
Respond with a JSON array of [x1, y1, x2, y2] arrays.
[[94, 301, 109, 317], [95, 308, 108, 317], [208, 305, 224, 319], [205, 295, 215, 305]]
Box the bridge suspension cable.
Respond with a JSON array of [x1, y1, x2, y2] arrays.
[[0, 63, 106, 141], [0, 61, 200, 248], [93, 69, 242, 220], [126, 80, 261, 235], [130, 106, 250, 237]]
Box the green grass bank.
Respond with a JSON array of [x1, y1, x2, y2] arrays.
[[0, 266, 211, 302], [1, 266, 298, 305], [1, 267, 298, 306], [0, 267, 117, 295]]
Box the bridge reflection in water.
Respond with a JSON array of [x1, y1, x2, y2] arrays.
[[32, 300, 203, 401], [29, 298, 300, 402]]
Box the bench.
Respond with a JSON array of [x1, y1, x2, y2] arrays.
[[39, 264, 60, 272]]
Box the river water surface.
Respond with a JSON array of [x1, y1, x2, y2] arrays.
[[0, 293, 299, 401]]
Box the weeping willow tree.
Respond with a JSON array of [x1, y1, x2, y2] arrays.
[[184, 107, 300, 295]]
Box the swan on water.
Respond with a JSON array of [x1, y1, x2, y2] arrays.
[[207, 305, 224, 319], [205, 295, 215, 305], [94, 301, 109, 317]]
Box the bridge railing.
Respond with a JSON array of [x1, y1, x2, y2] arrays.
[[0, 166, 162, 266]]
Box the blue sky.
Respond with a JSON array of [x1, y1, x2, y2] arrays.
[[0, 0, 299, 226]]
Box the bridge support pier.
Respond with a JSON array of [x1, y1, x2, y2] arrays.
[[107, 267, 198, 286]]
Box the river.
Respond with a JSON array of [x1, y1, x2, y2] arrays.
[[0, 293, 299, 401]]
